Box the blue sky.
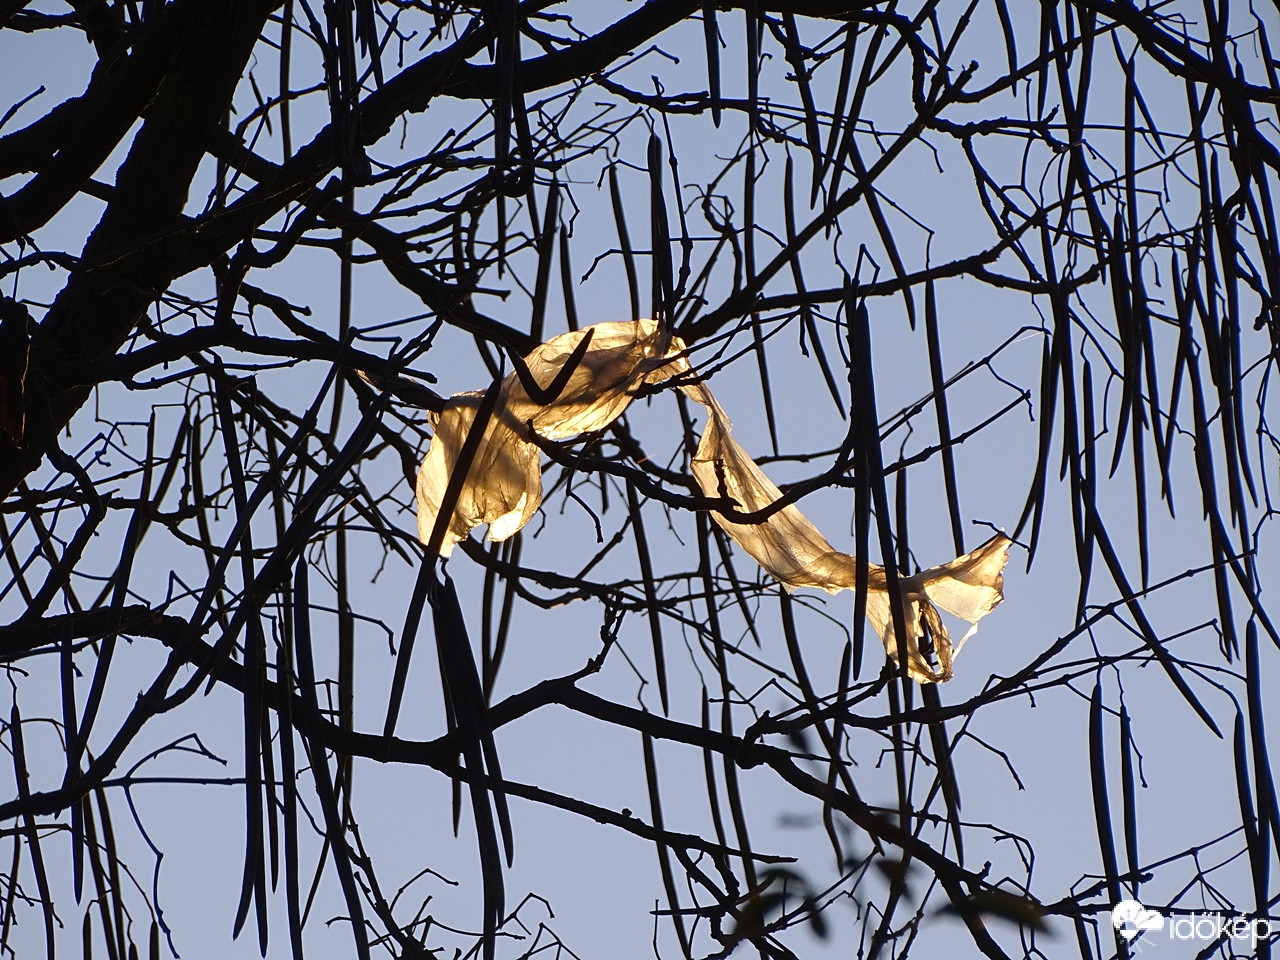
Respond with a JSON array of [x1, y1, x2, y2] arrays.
[[2, 3, 1278, 958]]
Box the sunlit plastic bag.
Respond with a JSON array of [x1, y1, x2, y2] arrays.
[[417, 319, 1011, 682]]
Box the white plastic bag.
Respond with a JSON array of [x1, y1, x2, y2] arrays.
[[416, 318, 1011, 681]]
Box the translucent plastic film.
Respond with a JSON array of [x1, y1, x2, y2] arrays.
[[416, 319, 1011, 681]]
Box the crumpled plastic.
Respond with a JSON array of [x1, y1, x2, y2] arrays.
[[416, 318, 1012, 682]]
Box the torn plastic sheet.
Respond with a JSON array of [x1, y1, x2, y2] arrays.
[[416, 318, 1012, 682]]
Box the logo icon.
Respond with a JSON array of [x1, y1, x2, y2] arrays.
[[1112, 900, 1165, 941]]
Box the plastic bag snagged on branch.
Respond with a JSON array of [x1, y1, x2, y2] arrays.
[[416, 319, 1012, 682]]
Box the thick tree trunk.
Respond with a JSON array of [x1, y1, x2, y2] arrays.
[[0, 0, 281, 497]]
